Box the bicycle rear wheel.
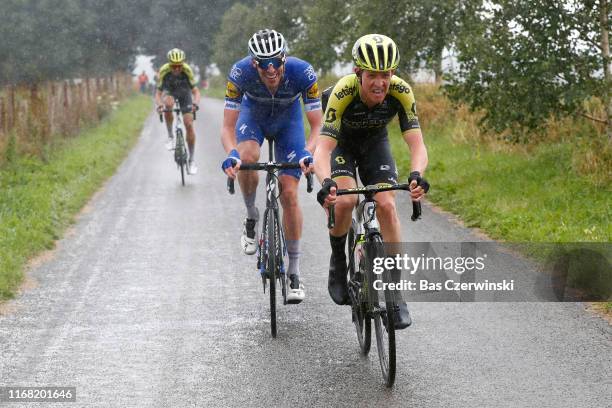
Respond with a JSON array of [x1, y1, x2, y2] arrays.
[[348, 219, 371, 354], [266, 209, 277, 338], [368, 236, 396, 387]]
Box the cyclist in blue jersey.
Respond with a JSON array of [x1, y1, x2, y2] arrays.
[[221, 29, 322, 303]]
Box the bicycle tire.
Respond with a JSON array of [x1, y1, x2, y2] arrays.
[[368, 235, 396, 387], [266, 209, 277, 338], [278, 212, 287, 306], [348, 219, 371, 355], [176, 129, 186, 186]]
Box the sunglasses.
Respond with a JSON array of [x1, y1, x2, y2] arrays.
[[254, 56, 285, 70]]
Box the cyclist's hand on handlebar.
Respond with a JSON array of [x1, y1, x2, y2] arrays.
[[156, 104, 164, 113], [192, 103, 199, 112], [317, 178, 337, 208], [408, 171, 430, 201], [222, 149, 241, 178], [299, 155, 314, 174]]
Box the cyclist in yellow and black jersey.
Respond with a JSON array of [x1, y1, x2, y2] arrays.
[[314, 34, 429, 329], [320, 74, 420, 146], [155, 48, 201, 174]]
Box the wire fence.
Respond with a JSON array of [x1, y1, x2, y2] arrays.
[[0, 73, 134, 161]]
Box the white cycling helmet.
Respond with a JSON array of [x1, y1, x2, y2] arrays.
[[248, 29, 286, 59]]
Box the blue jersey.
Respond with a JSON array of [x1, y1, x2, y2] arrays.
[[224, 56, 321, 116], [223, 56, 321, 179]]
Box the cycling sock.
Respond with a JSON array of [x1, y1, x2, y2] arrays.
[[330, 233, 347, 259], [286, 239, 300, 277], [243, 192, 259, 220], [166, 123, 172, 138], [188, 143, 195, 159]]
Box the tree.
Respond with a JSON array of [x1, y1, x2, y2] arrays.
[[292, 0, 355, 73], [289, 0, 471, 80], [143, 0, 238, 72], [0, 0, 152, 85], [447, 0, 609, 136], [212, 3, 262, 76], [213, 1, 307, 76]]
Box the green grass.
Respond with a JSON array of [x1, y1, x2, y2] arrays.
[[390, 122, 611, 243], [392, 121, 611, 305], [0, 95, 151, 300]]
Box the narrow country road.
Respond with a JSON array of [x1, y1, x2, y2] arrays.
[[0, 97, 610, 407]]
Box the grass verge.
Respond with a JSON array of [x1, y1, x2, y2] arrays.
[[390, 122, 611, 243], [390, 112, 611, 313], [0, 95, 152, 300]]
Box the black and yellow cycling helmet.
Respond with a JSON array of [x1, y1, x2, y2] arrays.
[[351, 34, 400, 71], [167, 48, 186, 64]]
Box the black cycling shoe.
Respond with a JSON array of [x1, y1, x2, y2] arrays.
[[328, 254, 350, 305], [393, 302, 412, 330]]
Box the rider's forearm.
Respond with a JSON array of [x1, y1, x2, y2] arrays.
[[403, 130, 428, 174], [306, 129, 318, 154], [410, 144, 428, 174], [221, 125, 237, 154], [154, 90, 162, 106], [305, 109, 322, 154], [314, 136, 337, 183], [313, 149, 332, 184], [192, 87, 201, 105], [221, 109, 240, 154]]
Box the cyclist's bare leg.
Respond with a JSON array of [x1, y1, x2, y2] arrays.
[[183, 113, 195, 156], [279, 175, 302, 277], [330, 176, 358, 237], [327, 176, 357, 305], [162, 95, 174, 136], [374, 190, 411, 328], [237, 141, 260, 220], [374, 191, 401, 243], [279, 175, 301, 240]]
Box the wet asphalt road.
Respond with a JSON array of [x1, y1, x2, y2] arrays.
[[0, 97, 610, 407]]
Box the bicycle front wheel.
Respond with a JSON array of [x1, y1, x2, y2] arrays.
[[348, 219, 371, 355], [367, 236, 396, 387], [266, 209, 277, 338], [175, 129, 186, 186]]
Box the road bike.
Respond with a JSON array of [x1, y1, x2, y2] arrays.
[[227, 137, 313, 337], [329, 184, 423, 387], [159, 101, 197, 186]]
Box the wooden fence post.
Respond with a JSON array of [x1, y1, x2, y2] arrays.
[[0, 96, 5, 135]]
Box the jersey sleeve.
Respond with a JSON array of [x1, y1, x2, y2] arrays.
[[224, 62, 244, 111], [389, 76, 420, 132], [320, 75, 358, 140], [156, 64, 170, 91], [183, 63, 197, 88], [300, 63, 321, 112]]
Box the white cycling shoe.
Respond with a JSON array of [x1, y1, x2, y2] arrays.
[[241, 218, 258, 255], [165, 136, 174, 150], [187, 160, 198, 175], [287, 274, 305, 304]]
